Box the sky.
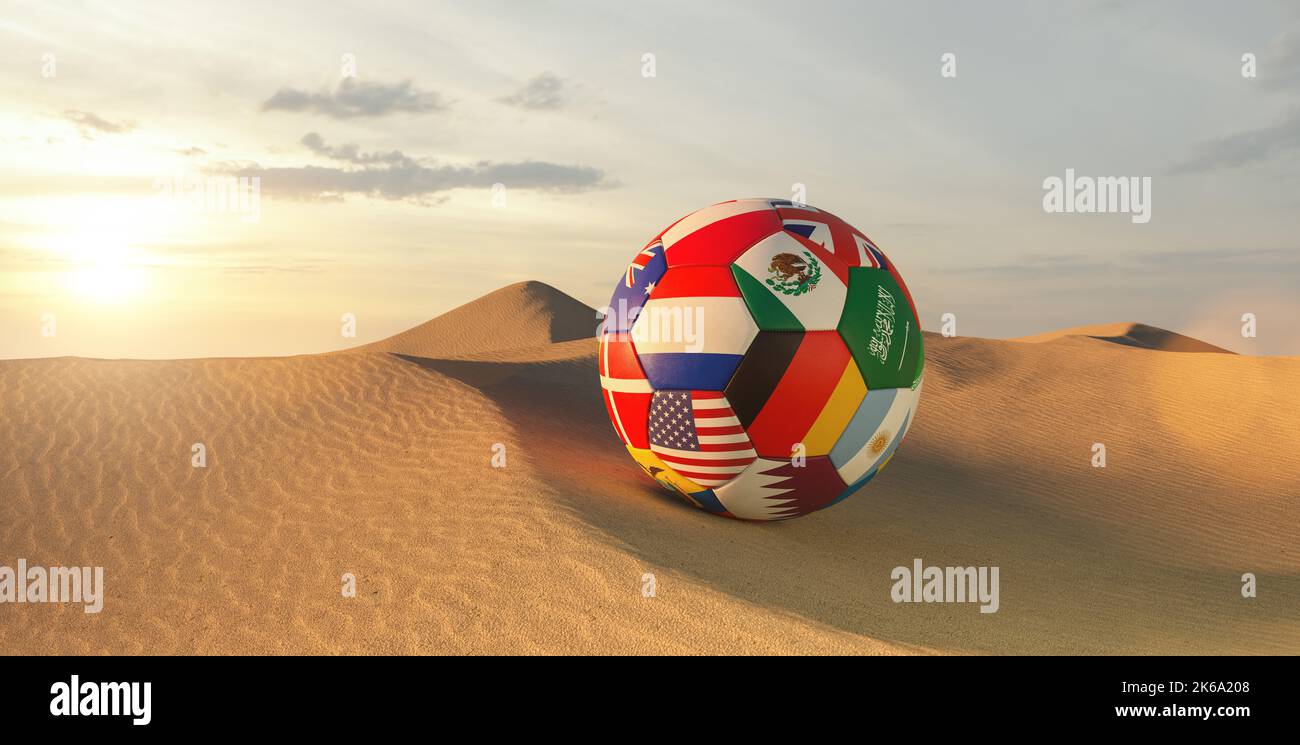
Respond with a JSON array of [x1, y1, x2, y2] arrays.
[[1, 0, 1298, 358]]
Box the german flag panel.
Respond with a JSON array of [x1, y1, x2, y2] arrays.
[[724, 330, 860, 458]]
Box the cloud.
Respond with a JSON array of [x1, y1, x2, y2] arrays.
[[1172, 29, 1300, 173], [61, 110, 134, 138], [499, 72, 566, 110], [300, 132, 409, 165], [1170, 108, 1300, 173], [1261, 29, 1300, 91], [221, 134, 613, 202], [261, 78, 445, 118]]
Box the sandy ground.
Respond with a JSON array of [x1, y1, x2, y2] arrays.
[[1, 282, 1297, 655]]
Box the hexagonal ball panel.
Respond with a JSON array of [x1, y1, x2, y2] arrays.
[[660, 199, 782, 267], [645, 389, 757, 490], [837, 267, 924, 391], [713, 456, 849, 521], [723, 330, 865, 458], [630, 265, 758, 390], [829, 377, 923, 488], [730, 230, 850, 331]]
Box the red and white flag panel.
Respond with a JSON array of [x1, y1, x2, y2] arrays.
[[660, 199, 782, 267], [598, 332, 653, 449]]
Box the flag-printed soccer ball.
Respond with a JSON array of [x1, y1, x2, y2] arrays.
[[599, 199, 924, 521]]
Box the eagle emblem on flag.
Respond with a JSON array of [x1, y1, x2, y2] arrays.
[[765, 250, 822, 297]]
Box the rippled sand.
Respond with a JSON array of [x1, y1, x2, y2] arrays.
[[2, 283, 1296, 654]]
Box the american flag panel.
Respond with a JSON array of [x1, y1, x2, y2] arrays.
[[647, 390, 757, 488]]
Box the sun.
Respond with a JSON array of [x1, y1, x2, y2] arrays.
[[55, 231, 148, 304], [17, 195, 183, 306], [66, 260, 145, 303]]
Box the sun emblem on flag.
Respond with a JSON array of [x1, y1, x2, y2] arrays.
[[868, 431, 891, 456], [765, 250, 822, 296]]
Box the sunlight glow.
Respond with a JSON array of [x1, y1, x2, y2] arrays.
[[61, 239, 147, 303], [9, 195, 191, 305]]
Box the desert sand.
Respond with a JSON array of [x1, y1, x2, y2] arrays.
[[1012, 322, 1237, 354], [1, 281, 1297, 655]]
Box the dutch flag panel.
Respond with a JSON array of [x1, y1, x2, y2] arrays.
[[630, 266, 758, 390]]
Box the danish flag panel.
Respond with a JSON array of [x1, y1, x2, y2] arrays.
[[598, 332, 653, 448]]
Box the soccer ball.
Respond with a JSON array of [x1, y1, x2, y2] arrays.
[[598, 199, 924, 521]]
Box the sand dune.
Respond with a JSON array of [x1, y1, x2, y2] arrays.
[[2, 285, 1296, 654], [1014, 322, 1235, 354], [364, 280, 598, 359]]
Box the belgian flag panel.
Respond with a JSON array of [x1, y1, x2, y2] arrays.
[[723, 331, 803, 429], [724, 331, 859, 458]]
